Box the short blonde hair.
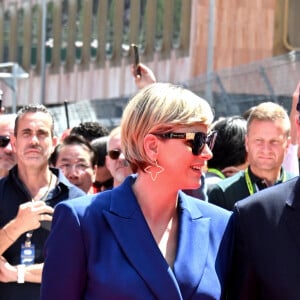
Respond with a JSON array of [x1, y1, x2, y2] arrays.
[[247, 102, 290, 136], [121, 83, 214, 170]]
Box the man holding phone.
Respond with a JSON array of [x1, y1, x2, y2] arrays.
[[130, 44, 157, 89]]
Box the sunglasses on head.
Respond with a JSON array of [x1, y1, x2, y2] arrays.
[[153, 131, 217, 155], [0, 136, 10, 148], [108, 149, 122, 160]]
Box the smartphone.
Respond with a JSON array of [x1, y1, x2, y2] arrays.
[[131, 44, 141, 77]]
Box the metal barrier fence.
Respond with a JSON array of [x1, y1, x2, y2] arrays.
[[186, 51, 300, 119], [48, 51, 300, 135]]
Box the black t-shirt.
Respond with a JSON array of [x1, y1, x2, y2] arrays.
[[0, 166, 85, 300]]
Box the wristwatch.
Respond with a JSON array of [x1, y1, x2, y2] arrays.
[[17, 264, 25, 284]]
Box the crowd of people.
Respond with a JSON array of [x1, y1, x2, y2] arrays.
[[0, 62, 299, 299]]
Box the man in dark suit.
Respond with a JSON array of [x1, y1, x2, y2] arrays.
[[228, 89, 300, 299], [229, 177, 300, 299]]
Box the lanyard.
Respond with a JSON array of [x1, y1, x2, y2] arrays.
[[244, 168, 255, 195], [25, 231, 32, 247], [207, 168, 226, 179], [244, 167, 287, 195]]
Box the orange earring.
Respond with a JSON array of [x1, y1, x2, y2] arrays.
[[144, 160, 164, 181]]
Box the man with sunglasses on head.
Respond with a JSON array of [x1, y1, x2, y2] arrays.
[[0, 104, 85, 300], [0, 114, 17, 178], [208, 101, 295, 211], [106, 126, 133, 187]]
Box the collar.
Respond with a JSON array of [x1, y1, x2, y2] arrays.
[[246, 166, 286, 194], [9, 165, 73, 199], [247, 167, 268, 190]]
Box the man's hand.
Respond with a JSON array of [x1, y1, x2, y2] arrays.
[[131, 63, 157, 89], [6, 201, 54, 240]]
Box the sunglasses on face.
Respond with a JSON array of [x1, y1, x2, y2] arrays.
[[153, 131, 217, 155], [93, 177, 114, 190], [108, 149, 122, 160], [0, 136, 10, 148]]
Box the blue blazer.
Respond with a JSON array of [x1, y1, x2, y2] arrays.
[[41, 175, 233, 300]]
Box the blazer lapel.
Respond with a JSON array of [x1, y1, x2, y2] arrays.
[[103, 177, 182, 300], [173, 193, 210, 299]]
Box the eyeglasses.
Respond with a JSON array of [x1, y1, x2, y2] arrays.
[[0, 136, 10, 148], [153, 131, 217, 155], [108, 149, 122, 160], [58, 163, 91, 173]]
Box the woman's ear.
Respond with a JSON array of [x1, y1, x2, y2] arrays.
[[143, 134, 159, 160]]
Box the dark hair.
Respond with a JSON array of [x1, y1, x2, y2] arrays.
[[207, 116, 247, 169], [91, 136, 108, 167], [50, 134, 97, 166], [15, 104, 55, 137], [70, 122, 109, 142]]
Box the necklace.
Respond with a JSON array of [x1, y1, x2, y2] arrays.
[[32, 172, 53, 202]]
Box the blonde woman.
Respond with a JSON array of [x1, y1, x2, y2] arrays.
[[41, 83, 233, 300]]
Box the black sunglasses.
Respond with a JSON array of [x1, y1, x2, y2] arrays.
[[93, 177, 114, 190], [0, 136, 10, 148], [108, 149, 122, 160], [153, 131, 217, 155]]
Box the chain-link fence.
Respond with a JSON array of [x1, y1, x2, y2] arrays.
[[186, 51, 300, 119], [49, 51, 300, 135]]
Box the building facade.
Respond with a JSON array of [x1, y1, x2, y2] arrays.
[[0, 0, 295, 114]]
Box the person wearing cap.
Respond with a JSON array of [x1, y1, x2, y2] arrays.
[[228, 82, 300, 298], [208, 101, 295, 211]]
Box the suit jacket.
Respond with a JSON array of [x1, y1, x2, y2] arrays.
[[229, 176, 300, 300], [41, 175, 233, 300], [208, 171, 248, 210]]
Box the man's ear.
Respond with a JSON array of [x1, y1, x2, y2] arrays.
[[10, 134, 17, 153], [52, 136, 58, 147], [244, 134, 249, 153], [143, 134, 159, 160]]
